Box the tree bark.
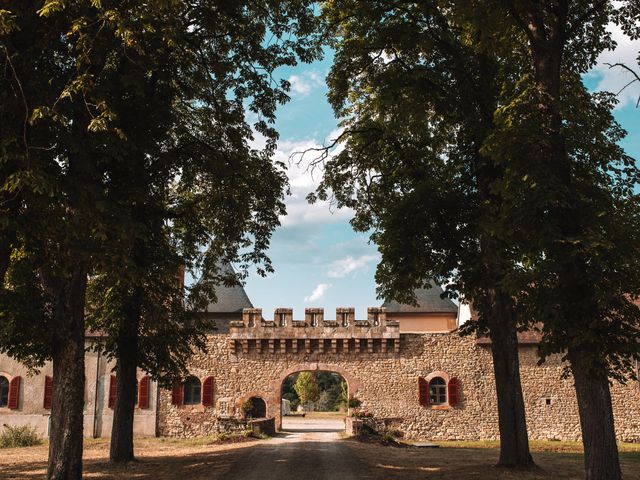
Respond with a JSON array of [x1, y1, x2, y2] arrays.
[[46, 260, 88, 480], [569, 347, 622, 480], [109, 287, 143, 463], [487, 290, 533, 467]]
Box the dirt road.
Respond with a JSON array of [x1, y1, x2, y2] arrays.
[[223, 417, 373, 480]]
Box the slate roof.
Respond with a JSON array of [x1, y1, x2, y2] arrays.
[[382, 282, 458, 314], [204, 262, 253, 314]]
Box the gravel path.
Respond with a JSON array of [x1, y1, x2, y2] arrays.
[[223, 418, 374, 480]]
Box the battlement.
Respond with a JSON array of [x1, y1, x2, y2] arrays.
[[229, 307, 400, 355]]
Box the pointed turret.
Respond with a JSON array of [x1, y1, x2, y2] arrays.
[[202, 261, 253, 333], [205, 261, 253, 314]]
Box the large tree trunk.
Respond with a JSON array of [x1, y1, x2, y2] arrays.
[[487, 289, 533, 467], [45, 261, 88, 480], [569, 348, 622, 480], [475, 147, 533, 467], [109, 287, 142, 463]]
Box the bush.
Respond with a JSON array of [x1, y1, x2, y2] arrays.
[[215, 431, 229, 442], [0, 424, 42, 448], [347, 397, 361, 409], [241, 429, 270, 440]]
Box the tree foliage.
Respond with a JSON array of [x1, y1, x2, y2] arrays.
[[294, 371, 320, 407], [1, 0, 322, 475], [316, 0, 640, 474]]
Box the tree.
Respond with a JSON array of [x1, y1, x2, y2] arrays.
[[294, 371, 320, 409], [78, 0, 321, 463], [485, 2, 640, 477], [1, 0, 322, 475], [316, 0, 534, 467], [1, 3, 115, 477]]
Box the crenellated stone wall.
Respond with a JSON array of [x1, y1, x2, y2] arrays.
[[3, 306, 639, 442], [158, 328, 640, 442]]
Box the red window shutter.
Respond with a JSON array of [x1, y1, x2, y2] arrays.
[[448, 377, 459, 407], [418, 377, 429, 406], [171, 381, 183, 406], [108, 375, 117, 409], [202, 377, 214, 407], [138, 376, 150, 409], [8, 376, 20, 409], [43, 375, 53, 409]]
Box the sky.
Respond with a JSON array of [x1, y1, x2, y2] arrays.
[[242, 28, 640, 322]]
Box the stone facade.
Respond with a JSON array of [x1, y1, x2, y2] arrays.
[[157, 309, 640, 442], [2, 305, 639, 442]]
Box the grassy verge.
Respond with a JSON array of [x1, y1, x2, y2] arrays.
[[411, 439, 640, 455]]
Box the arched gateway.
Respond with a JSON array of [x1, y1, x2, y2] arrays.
[[230, 307, 387, 431]]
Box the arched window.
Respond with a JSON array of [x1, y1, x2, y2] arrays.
[[428, 377, 447, 405], [0, 376, 8, 407], [183, 376, 201, 405]]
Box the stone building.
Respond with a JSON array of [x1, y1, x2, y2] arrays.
[[1, 275, 639, 442]]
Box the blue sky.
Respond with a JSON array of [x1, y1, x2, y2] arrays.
[[243, 31, 640, 322]]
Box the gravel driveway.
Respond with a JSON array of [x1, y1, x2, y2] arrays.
[[223, 417, 373, 480]]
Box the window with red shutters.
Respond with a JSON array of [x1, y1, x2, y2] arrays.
[[108, 375, 117, 409], [0, 376, 9, 408], [171, 381, 183, 406], [8, 376, 21, 409], [418, 377, 429, 406], [202, 377, 214, 406], [448, 377, 459, 407], [138, 376, 150, 409], [44, 376, 53, 409]]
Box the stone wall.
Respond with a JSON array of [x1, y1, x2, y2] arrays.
[[158, 331, 640, 441]]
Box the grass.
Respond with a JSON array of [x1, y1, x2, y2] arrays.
[[431, 439, 640, 455]]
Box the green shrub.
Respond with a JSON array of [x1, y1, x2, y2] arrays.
[[215, 431, 229, 442], [0, 424, 42, 448], [241, 429, 270, 439]]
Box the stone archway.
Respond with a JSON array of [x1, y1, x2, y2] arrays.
[[268, 363, 363, 431]]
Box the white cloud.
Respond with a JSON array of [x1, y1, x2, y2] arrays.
[[327, 254, 379, 278], [287, 70, 325, 97], [304, 283, 332, 302], [591, 24, 640, 108], [249, 128, 351, 228]]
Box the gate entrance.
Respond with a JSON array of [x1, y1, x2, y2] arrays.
[[280, 370, 348, 432]]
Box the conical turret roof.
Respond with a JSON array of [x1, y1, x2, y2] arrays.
[[204, 262, 253, 314]]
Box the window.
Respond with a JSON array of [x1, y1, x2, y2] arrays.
[[183, 376, 201, 405], [419, 375, 459, 407], [279, 313, 286, 327], [311, 313, 318, 327], [0, 376, 8, 407], [138, 376, 150, 409], [341, 312, 349, 327], [428, 377, 447, 405]]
